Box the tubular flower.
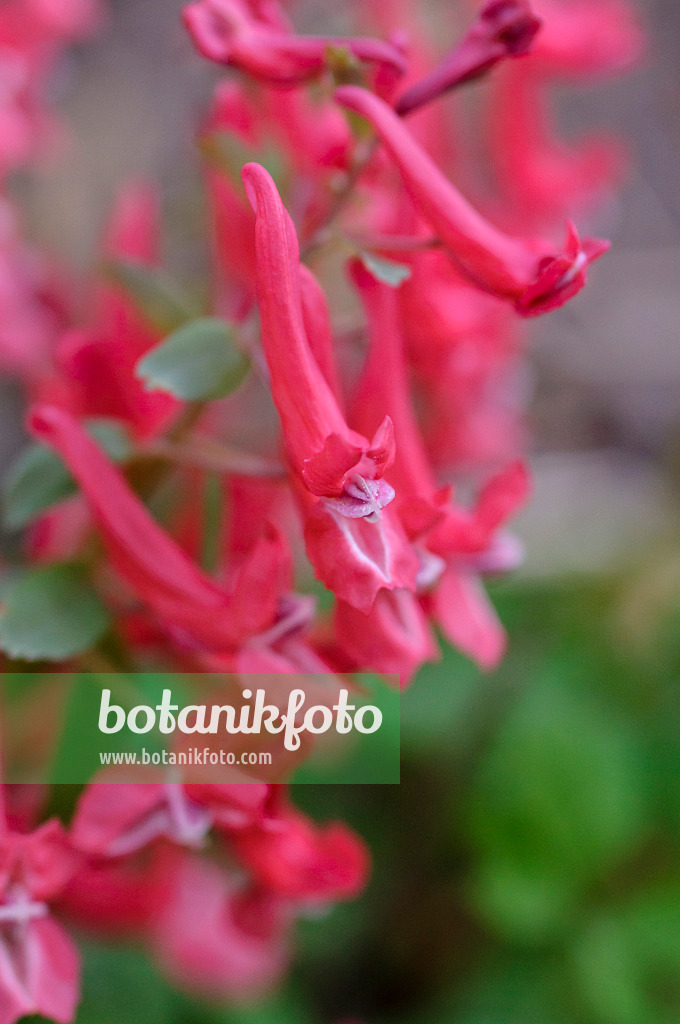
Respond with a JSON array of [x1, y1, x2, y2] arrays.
[[242, 161, 395, 515], [28, 405, 313, 662], [489, 61, 626, 226], [350, 262, 530, 670], [0, 819, 80, 1024], [333, 589, 439, 686], [183, 0, 406, 87], [335, 85, 609, 317], [396, 0, 542, 116], [242, 161, 419, 609]]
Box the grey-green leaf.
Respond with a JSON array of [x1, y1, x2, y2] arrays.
[[0, 564, 111, 661], [3, 419, 132, 530], [3, 445, 75, 530], [136, 317, 250, 401], [106, 259, 198, 333], [360, 252, 412, 287]]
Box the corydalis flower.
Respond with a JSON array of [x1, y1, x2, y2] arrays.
[[183, 0, 406, 86], [241, 162, 396, 522], [335, 85, 609, 317], [350, 262, 530, 671], [396, 0, 542, 116], [28, 405, 312, 664], [242, 162, 419, 611]]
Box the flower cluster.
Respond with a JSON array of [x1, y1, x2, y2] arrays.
[[0, 781, 367, 1021], [0, 0, 642, 1020]]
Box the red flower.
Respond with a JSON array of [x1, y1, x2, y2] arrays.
[[350, 261, 530, 670], [242, 161, 418, 611], [396, 0, 542, 116], [233, 802, 369, 904], [28, 404, 304, 659], [335, 85, 609, 317], [531, 0, 644, 77], [148, 851, 290, 1000], [55, 184, 178, 439], [183, 0, 406, 86], [333, 588, 439, 686]]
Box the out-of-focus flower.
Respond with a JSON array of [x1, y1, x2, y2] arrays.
[[28, 404, 312, 663], [149, 851, 291, 1000], [0, 819, 79, 1024], [530, 0, 644, 77], [396, 0, 542, 115], [233, 792, 370, 904], [54, 184, 178, 440], [183, 0, 406, 87], [70, 782, 270, 859]]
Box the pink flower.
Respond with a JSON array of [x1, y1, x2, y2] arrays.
[[489, 61, 626, 226], [531, 0, 644, 77], [335, 85, 609, 317], [149, 851, 291, 1000], [0, 818, 80, 1024], [396, 0, 542, 116], [183, 0, 406, 86], [242, 162, 395, 513], [396, 250, 524, 472], [0, 198, 60, 382]]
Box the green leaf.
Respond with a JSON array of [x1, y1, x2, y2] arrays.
[[0, 564, 111, 661], [200, 132, 283, 188], [106, 259, 197, 333], [137, 317, 250, 401], [2, 444, 75, 529], [360, 252, 412, 287], [3, 419, 132, 529], [77, 941, 176, 1024], [86, 419, 133, 461]]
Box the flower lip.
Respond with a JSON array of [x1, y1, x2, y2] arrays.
[[0, 891, 48, 926], [516, 222, 610, 317], [249, 593, 316, 648], [324, 475, 396, 522]]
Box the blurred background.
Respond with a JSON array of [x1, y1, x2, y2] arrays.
[[5, 0, 680, 1021]]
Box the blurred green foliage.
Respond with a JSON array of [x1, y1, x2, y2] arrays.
[[28, 572, 680, 1023]]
